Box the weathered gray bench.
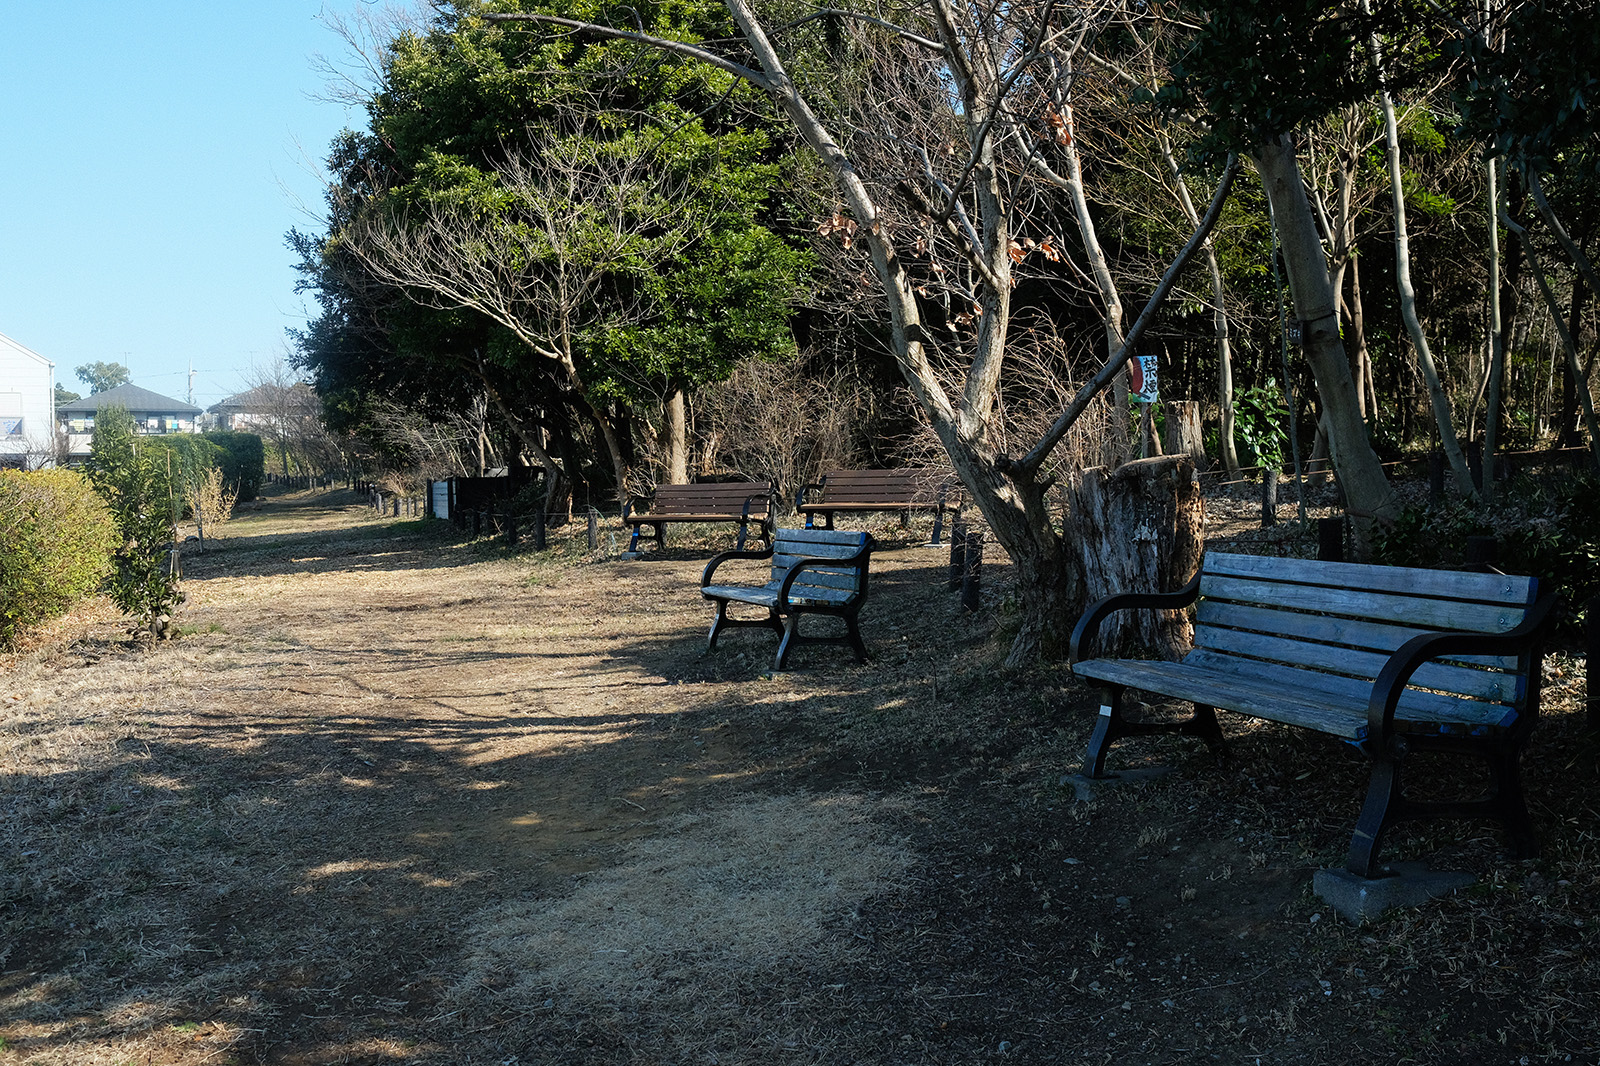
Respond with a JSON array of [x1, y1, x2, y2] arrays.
[[623, 481, 773, 554], [1070, 551, 1557, 879], [701, 527, 874, 671], [796, 468, 961, 543]]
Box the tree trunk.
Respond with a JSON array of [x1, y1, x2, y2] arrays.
[[1065, 455, 1203, 660], [1345, 253, 1377, 422], [1159, 133, 1239, 475], [1368, 20, 1476, 497], [1484, 156, 1506, 502], [1250, 138, 1394, 549], [660, 388, 689, 484]]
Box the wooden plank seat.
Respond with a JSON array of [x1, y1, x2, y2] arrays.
[[796, 468, 962, 542], [700, 527, 875, 671], [1070, 551, 1558, 879], [623, 481, 773, 554]]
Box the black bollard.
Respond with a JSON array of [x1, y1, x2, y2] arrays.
[[1317, 516, 1345, 562], [960, 531, 983, 612], [948, 515, 967, 592], [1261, 469, 1279, 528], [533, 507, 547, 551]]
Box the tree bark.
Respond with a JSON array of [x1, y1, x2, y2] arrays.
[[1250, 138, 1394, 548], [1163, 401, 1207, 470], [1065, 455, 1203, 659], [1484, 156, 1506, 502], [661, 388, 689, 485]]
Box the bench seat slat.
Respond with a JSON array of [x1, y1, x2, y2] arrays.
[[774, 528, 876, 548], [1192, 623, 1524, 702], [1181, 649, 1516, 727], [1204, 552, 1537, 607], [1196, 601, 1520, 670], [1200, 574, 1530, 633], [1074, 656, 1517, 738]]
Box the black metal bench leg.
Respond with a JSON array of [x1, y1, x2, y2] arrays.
[[1489, 746, 1539, 859], [628, 524, 643, 553], [707, 600, 730, 651], [734, 522, 748, 550], [844, 612, 869, 663], [1184, 704, 1227, 757], [1347, 753, 1404, 878], [1083, 686, 1124, 779], [775, 613, 802, 671]]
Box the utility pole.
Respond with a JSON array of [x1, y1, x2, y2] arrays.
[[187, 363, 196, 407]]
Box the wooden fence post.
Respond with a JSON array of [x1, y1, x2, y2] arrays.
[[587, 509, 599, 550], [533, 507, 547, 551]]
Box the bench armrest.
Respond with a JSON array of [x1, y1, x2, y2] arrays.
[[776, 539, 875, 606], [741, 492, 771, 521], [1068, 572, 1202, 664], [1366, 589, 1559, 745], [702, 547, 776, 587], [795, 482, 824, 511]]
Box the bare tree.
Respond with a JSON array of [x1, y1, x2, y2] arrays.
[[339, 128, 736, 499], [488, 1, 1240, 663]]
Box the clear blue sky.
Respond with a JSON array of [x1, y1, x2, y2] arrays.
[[0, 3, 367, 409]]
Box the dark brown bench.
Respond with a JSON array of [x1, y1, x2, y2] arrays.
[[701, 527, 874, 670], [795, 468, 961, 542], [1070, 551, 1557, 880], [624, 482, 773, 554]]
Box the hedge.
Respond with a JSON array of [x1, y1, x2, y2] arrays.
[[0, 468, 117, 647]]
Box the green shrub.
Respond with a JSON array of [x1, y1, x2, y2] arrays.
[[0, 468, 117, 646], [203, 430, 264, 501], [86, 407, 184, 641]]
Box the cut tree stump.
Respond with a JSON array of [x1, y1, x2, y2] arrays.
[[1065, 454, 1203, 660], [1163, 400, 1208, 472]]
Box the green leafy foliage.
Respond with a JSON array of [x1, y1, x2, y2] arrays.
[[204, 431, 265, 501], [1232, 381, 1289, 467], [74, 361, 132, 394], [0, 468, 116, 647], [84, 407, 184, 641]]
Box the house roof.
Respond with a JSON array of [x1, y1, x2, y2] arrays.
[[208, 382, 318, 413], [56, 383, 202, 416], [0, 331, 53, 369]]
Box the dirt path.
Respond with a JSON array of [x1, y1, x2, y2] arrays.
[[2, 487, 1596, 1065]]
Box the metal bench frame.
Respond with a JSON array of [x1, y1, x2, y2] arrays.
[[1070, 552, 1558, 879], [623, 482, 773, 554], [796, 468, 960, 543], [700, 527, 875, 671]]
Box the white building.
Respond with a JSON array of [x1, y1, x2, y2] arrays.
[[56, 383, 204, 459], [0, 331, 57, 470]]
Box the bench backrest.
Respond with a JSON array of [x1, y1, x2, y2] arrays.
[[1191, 552, 1540, 713], [816, 468, 954, 506], [651, 481, 772, 516], [771, 527, 872, 601]]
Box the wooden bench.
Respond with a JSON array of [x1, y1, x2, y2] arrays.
[[700, 527, 875, 671], [623, 481, 773, 554], [795, 468, 961, 542], [1070, 551, 1558, 879]]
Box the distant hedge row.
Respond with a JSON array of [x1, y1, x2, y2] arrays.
[[0, 468, 117, 647]]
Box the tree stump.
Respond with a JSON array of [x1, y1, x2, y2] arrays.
[[1163, 400, 1207, 470], [1065, 454, 1204, 660]]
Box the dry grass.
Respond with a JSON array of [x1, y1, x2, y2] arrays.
[[1, 482, 1596, 1065]]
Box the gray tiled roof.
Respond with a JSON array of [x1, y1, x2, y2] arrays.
[[57, 383, 202, 416]]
